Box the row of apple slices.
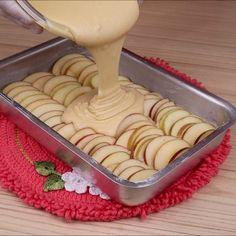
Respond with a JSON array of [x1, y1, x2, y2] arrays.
[[89, 142, 156, 181], [51, 52, 152, 94], [24, 73, 145, 108], [65, 114, 184, 173], [136, 135, 190, 170], [3, 81, 64, 115], [2, 82, 82, 140], [53, 124, 156, 181], [51, 53, 157, 94], [155, 105, 215, 145], [144, 94, 216, 143], [114, 113, 190, 170], [51, 54, 129, 89], [23, 72, 93, 107], [51, 53, 99, 88], [20, 71, 144, 109], [115, 113, 163, 148], [3, 73, 93, 108], [49, 125, 156, 181]]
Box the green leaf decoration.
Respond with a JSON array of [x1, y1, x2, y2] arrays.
[[44, 174, 64, 192], [34, 161, 55, 176]]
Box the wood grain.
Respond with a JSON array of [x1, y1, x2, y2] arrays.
[[0, 1, 236, 235]]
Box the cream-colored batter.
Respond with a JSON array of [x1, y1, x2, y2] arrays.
[[29, 0, 143, 136]]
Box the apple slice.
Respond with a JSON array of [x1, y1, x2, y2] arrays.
[[154, 139, 190, 170], [61, 57, 88, 75], [82, 135, 115, 154], [107, 163, 119, 172], [182, 122, 215, 145], [64, 86, 92, 107], [51, 80, 79, 93], [144, 98, 161, 117], [52, 54, 84, 75], [57, 123, 77, 140], [7, 86, 37, 98], [20, 94, 51, 107], [60, 55, 87, 75], [52, 84, 80, 104], [101, 151, 130, 168], [23, 72, 51, 83], [78, 64, 97, 83], [90, 74, 100, 88], [53, 123, 65, 131], [115, 129, 135, 148], [126, 120, 154, 132], [84, 73, 99, 88], [132, 127, 164, 149], [171, 148, 189, 162], [82, 72, 98, 87], [80, 71, 95, 86], [128, 169, 156, 182], [116, 113, 150, 137], [119, 166, 145, 180], [14, 91, 45, 104], [44, 115, 62, 128], [76, 134, 103, 149], [25, 99, 57, 112], [92, 145, 130, 163], [128, 125, 154, 150], [32, 75, 54, 90], [195, 129, 214, 143], [89, 142, 110, 156], [155, 101, 175, 113], [145, 136, 176, 167], [52, 81, 81, 97], [66, 60, 94, 77], [69, 127, 96, 145], [132, 135, 158, 162], [161, 109, 190, 135], [49, 81, 80, 97], [43, 75, 76, 95], [155, 106, 181, 124], [149, 98, 170, 119], [31, 103, 65, 117], [177, 123, 195, 138], [3, 81, 30, 94], [39, 110, 64, 122], [113, 159, 148, 176], [170, 115, 202, 137]]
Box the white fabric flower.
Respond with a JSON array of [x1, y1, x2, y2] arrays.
[[62, 168, 110, 200], [64, 182, 77, 192], [62, 172, 80, 183]]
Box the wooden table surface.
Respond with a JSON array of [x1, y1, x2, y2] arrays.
[[0, 1, 236, 235]]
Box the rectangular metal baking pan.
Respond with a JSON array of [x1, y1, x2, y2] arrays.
[[0, 37, 236, 206]]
